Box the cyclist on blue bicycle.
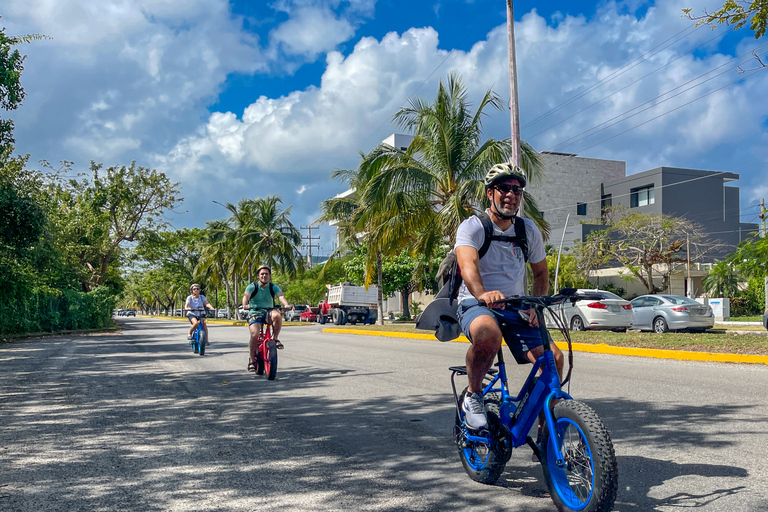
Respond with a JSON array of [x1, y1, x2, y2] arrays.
[[242, 265, 291, 371], [455, 163, 562, 431], [185, 283, 216, 342]]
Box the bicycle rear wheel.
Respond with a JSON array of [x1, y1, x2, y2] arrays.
[[265, 340, 278, 380], [454, 387, 511, 485], [541, 400, 618, 512]]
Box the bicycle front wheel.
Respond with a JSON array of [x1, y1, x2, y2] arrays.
[[265, 340, 278, 380], [541, 400, 618, 512], [198, 330, 205, 356]]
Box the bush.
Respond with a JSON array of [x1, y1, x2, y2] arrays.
[[1, 285, 115, 335]]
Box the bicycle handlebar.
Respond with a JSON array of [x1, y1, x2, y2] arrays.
[[478, 288, 605, 309], [185, 308, 214, 317]]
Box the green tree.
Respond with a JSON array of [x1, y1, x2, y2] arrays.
[[684, 1, 768, 39], [201, 196, 302, 318], [576, 207, 710, 294], [360, 71, 549, 261], [343, 247, 439, 319], [0, 21, 47, 149], [45, 160, 181, 291], [702, 260, 740, 297]]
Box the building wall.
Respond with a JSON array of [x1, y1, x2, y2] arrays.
[[602, 167, 757, 261], [530, 153, 626, 233]]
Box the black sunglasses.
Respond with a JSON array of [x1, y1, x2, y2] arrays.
[[494, 183, 524, 195]]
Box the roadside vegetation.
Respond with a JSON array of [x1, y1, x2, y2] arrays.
[[2, 19, 765, 338]]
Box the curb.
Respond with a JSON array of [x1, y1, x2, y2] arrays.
[[322, 328, 768, 366], [141, 315, 248, 326]]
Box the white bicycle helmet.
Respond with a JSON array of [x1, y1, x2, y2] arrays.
[[484, 162, 527, 189]]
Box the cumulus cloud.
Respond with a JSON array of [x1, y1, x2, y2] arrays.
[[4, 0, 766, 240]]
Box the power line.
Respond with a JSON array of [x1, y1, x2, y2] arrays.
[[522, 23, 704, 130], [526, 28, 732, 143], [545, 46, 768, 153]]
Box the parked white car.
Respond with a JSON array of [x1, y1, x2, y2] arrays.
[[547, 289, 633, 332]]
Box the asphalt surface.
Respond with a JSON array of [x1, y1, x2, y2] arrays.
[[2, 317, 768, 511]]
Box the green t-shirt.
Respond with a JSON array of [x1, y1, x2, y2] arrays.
[[245, 282, 281, 311]]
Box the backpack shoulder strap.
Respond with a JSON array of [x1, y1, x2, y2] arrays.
[[477, 212, 495, 259], [513, 215, 529, 262]]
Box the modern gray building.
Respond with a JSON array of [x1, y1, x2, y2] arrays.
[[547, 166, 758, 262]]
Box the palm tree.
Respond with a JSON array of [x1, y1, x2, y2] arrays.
[[320, 159, 389, 324], [702, 260, 739, 298], [202, 196, 302, 319], [360, 71, 549, 267]]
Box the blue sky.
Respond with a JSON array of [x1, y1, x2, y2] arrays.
[[4, 0, 767, 259]]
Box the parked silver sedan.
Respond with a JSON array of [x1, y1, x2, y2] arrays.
[[546, 289, 633, 332], [630, 294, 714, 333]]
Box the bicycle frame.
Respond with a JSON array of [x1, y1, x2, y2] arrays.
[[451, 304, 572, 467]]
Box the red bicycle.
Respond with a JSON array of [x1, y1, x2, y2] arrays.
[[251, 310, 278, 380]]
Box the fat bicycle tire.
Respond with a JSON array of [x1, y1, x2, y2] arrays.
[[192, 332, 199, 354], [265, 340, 278, 380], [255, 349, 265, 375], [198, 330, 205, 356], [540, 400, 618, 512], [454, 387, 511, 485]]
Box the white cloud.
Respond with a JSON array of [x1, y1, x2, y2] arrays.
[[270, 7, 356, 58], [4, 0, 766, 240]]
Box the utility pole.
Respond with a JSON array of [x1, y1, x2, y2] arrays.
[[686, 234, 693, 298], [506, 0, 521, 167], [301, 225, 321, 268], [507, 0, 529, 291], [761, 198, 767, 309]]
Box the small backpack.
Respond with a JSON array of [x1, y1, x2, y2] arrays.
[[435, 212, 528, 302]]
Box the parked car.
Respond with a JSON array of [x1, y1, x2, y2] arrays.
[[217, 308, 230, 318], [630, 294, 714, 333], [284, 305, 308, 322], [124, 309, 136, 317], [763, 307, 768, 331], [299, 307, 320, 323], [546, 289, 633, 332]]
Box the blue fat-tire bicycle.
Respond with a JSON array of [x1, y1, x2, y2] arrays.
[[189, 309, 208, 356], [451, 290, 618, 512]]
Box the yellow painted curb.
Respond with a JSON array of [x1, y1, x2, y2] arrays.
[[143, 315, 247, 326], [322, 328, 768, 365]]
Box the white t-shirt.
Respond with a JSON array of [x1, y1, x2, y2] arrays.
[[454, 211, 546, 301], [185, 295, 208, 312]]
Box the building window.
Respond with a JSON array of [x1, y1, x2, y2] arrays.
[[577, 203, 587, 216], [630, 185, 655, 208]]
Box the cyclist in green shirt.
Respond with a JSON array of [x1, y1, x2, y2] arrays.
[[242, 265, 290, 371]]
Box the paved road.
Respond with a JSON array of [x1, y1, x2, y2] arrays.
[[2, 317, 768, 511]]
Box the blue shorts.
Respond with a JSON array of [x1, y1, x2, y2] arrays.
[[457, 298, 545, 364]]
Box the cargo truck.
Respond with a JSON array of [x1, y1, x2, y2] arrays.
[[318, 283, 378, 325]]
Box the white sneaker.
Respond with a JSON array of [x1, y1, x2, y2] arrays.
[[462, 392, 487, 429]]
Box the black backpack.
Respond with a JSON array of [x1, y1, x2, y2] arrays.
[[435, 212, 528, 302]]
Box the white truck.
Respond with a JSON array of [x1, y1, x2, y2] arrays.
[[318, 283, 379, 325]]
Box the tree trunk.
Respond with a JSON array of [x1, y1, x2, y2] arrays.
[[400, 288, 410, 319], [376, 249, 384, 325]]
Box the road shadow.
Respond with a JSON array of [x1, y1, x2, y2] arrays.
[[0, 324, 762, 511]]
